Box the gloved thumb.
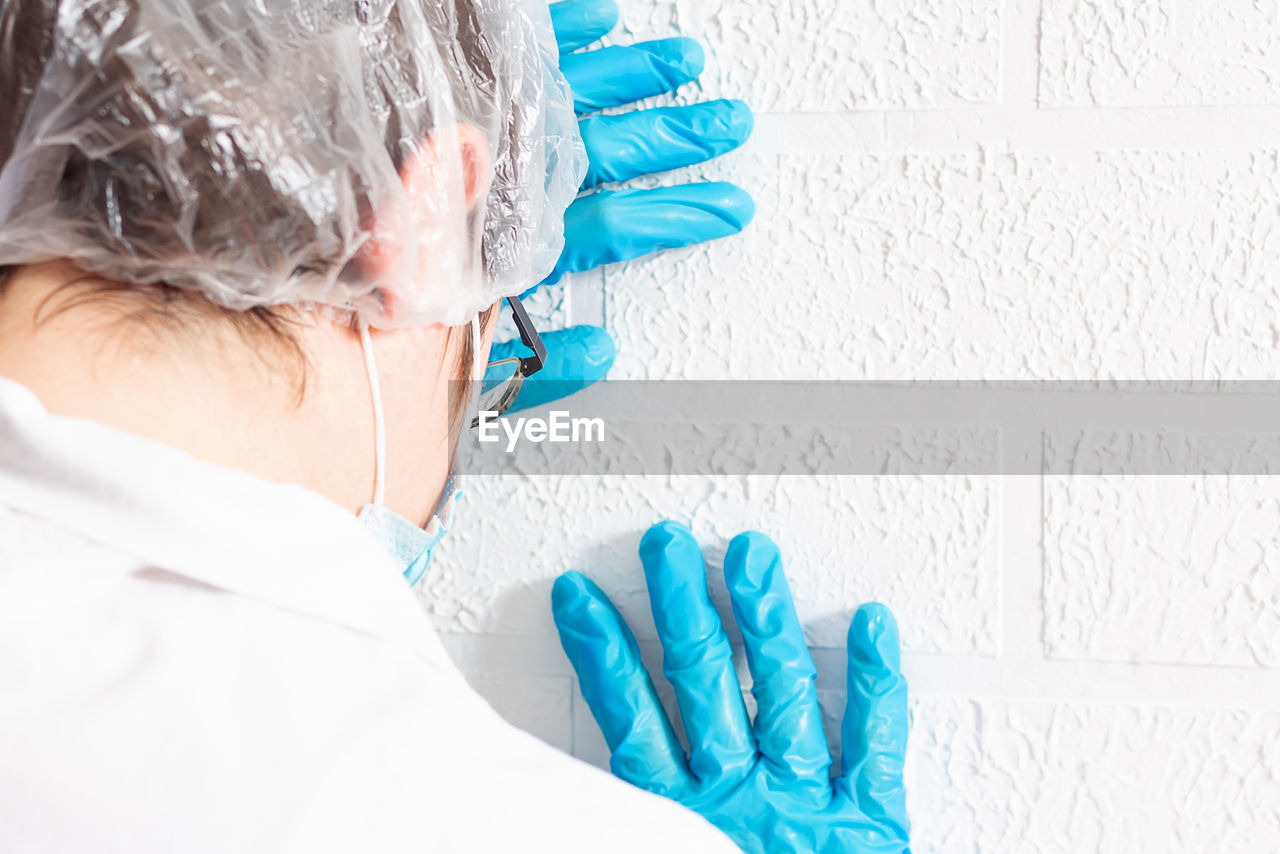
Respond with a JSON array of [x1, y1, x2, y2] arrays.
[[486, 324, 616, 413]]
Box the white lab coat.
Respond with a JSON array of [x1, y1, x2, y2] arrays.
[[0, 377, 737, 854]]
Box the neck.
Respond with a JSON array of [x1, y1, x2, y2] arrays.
[[0, 263, 378, 513]]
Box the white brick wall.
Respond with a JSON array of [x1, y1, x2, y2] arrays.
[[897, 698, 1280, 853], [425, 475, 1000, 652], [1040, 0, 1280, 107], [424, 1, 1280, 850], [642, 0, 1003, 111]]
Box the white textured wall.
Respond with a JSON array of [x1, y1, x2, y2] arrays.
[[425, 1, 1280, 850]]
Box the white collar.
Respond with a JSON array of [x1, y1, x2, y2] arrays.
[[0, 377, 450, 665]]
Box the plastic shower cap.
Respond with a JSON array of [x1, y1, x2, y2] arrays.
[[0, 0, 585, 328]]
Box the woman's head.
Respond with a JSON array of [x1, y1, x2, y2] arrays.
[[0, 0, 584, 523], [0, 0, 583, 327]]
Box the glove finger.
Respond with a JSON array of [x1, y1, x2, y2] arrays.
[[552, 571, 692, 796], [561, 38, 704, 114], [837, 602, 910, 837], [640, 521, 755, 783], [722, 532, 831, 787], [550, 0, 618, 53], [543, 182, 755, 285], [487, 326, 615, 413], [580, 100, 753, 189]]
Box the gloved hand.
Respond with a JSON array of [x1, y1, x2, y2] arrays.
[[488, 0, 755, 413], [551, 521, 911, 854], [544, 0, 756, 286]]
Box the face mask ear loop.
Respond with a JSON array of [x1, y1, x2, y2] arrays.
[[358, 319, 386, 510]]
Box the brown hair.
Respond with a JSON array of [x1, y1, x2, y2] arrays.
[[448, 301, 498, 439], [0, 0, 509, 420], [0, 0, 538, 315], [0, 262, 312, 399], [0, 262, 495, 420]]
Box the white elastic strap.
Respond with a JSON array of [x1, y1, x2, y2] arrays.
[[358, 319, 386, 509]]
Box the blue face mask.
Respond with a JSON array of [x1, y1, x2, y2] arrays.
[[358, 476, 463, 587]]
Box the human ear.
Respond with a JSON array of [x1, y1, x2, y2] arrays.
[[356, 125, 493, 322], [400, 123, 493, 215]]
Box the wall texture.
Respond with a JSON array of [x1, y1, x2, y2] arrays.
[[424, 1, 1280, 851]]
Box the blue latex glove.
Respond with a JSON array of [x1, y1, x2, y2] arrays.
[[489, 0, 755, 412], [551, 521, 911, 854], [546, 0, 756, 285], [487, 324, 616, 412]]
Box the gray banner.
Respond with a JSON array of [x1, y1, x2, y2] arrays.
[[453, 381, 1280, 475]]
